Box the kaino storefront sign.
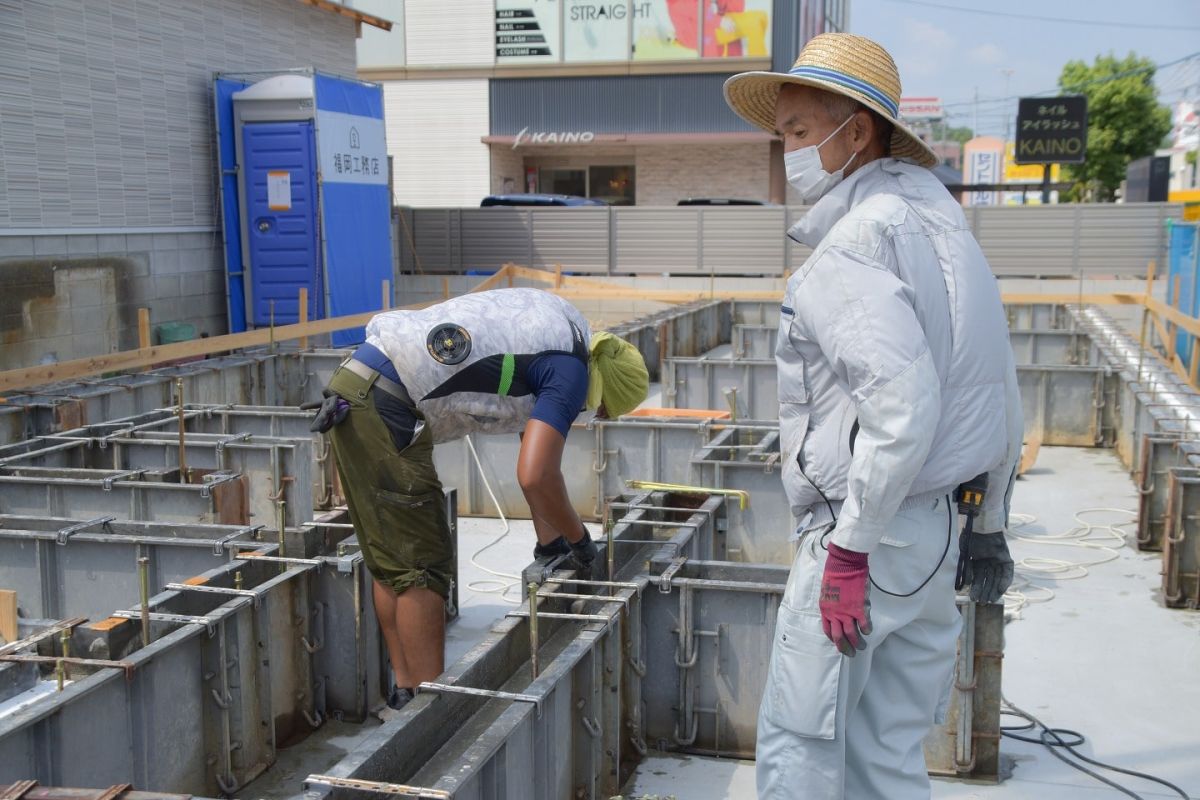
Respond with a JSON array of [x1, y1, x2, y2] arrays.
[[512, 127, 597, 148]]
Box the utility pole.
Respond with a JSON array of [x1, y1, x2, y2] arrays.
[[1001, 68, 1015, 142]]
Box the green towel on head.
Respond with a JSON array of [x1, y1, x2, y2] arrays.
[[587, 332, 650, 418]]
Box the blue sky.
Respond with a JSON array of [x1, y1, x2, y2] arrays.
[[847, 0, 1200, 138]]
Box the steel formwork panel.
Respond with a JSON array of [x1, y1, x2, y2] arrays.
[[0, 432, 317, 529], [0, 540, 386, 797]]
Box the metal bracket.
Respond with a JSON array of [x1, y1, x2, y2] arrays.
[[215, 525, 262, 556], [544, 577, 643, 598], [418, 681, 543, 717], [506, 609, 615, 627], [234, 550, 323, 569], [659, 555, 688, 593], [166, 582, 262, 607], [102, 469, 143, 491], [214, 431, 252, 454], [56, 515, 116, 545], [113, 609, 216, 636], [302, 602, 325, 654], [580, 714, 602, 738], [304, 775, 451, 799]]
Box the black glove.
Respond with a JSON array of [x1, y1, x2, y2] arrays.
[[300, 390, 350, 434], [961, 531, 1014, 604]]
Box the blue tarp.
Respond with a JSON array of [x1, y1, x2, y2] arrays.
[[1167, 221, 1200, 365]]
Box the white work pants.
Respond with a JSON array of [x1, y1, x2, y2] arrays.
[[757, 494, 962, 800]]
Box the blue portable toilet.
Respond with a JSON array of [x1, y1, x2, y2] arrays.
[[214, 70, 392, 346]]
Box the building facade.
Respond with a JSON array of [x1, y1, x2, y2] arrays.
[[352, 0, 848, 207], [0, 0, 383, 369]]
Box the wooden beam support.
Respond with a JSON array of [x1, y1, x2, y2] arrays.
[[381, 279, 391, 310], [137, 308, 151, 350], [298, 287, 309, 350], [468, 264, 514, 294], [0, 304, 424, 393], [0, 590, 16, 643]]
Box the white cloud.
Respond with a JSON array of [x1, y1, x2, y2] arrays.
[[898, 20, 955, 78], [969, 43, 1004, 65], [902, 20, 954, 51]]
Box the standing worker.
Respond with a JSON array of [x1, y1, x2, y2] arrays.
[[304, 288, 649, 718], [724, 34, 1022, 798]]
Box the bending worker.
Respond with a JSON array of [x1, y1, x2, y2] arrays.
[[304, 288, 649, 716], [724, 33, 1022, 798]]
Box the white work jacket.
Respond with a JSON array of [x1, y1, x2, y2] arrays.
[[778, 158, 1022, 553]]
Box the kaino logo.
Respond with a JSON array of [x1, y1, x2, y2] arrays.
[[512, 127, 596, 149]]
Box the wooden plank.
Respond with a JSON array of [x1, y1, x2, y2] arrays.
[[443, 277, 450, 300], [298, 287, 309, 350], [467, 264, 513, 294], [1145, 296, 1200, 340], [0, 306, 420, 393], [382, 279, 391, 310], [137, 308, 151, 349], [0, 590, 16, 643]]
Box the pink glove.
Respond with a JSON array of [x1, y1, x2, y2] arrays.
[[819, 543, 872, 657]]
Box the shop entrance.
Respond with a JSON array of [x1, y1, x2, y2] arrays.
[[536, 164, 636, 204]]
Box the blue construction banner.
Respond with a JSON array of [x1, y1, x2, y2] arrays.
[[314, 73, 392, 347], [214, 76, 252, 334]]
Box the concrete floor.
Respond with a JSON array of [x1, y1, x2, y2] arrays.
[[248, 445, 1200, 799], [624, 446, 1200, 800]]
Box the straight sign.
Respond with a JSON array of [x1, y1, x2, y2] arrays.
[[1015, 96, 1087, 164]]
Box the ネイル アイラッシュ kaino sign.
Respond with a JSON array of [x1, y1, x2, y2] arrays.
[[1015, 96, 1088, 164]]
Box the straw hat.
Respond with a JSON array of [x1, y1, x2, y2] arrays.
[[724, 33, 938, 168]]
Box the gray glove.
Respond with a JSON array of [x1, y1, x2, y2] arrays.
[[962, 531, 1014, 604], [300, 390, 350, 434]]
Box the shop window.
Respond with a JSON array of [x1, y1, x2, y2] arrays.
[[539, 168, 587, 197], [589, 165, 635, 205]]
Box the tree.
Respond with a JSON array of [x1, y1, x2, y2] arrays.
[[943, 126, 974, 146], [1057, 53, 1172, 201]]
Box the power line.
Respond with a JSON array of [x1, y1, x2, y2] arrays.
[[939, 51, 1200, 110], [879, 0, 1200, 31]]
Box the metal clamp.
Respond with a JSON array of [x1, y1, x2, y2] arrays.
[[417, 681, 543, 717], [304, 775, 450, 799], [166, 582, 262, 607], [234, 550, 324, 569], [506, 609, 615, 625], [659, 555, 688, 593], [113, 609, 216, 636], [56, 515, 116, 545], [301, 602, 325, 654], [544, 577, 643, 598], [215, 524, 262, 556], [102, 469, 143, 491]]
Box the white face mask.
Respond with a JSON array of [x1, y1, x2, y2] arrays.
[[784, 114, 858, 204]]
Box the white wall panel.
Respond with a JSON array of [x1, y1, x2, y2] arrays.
[[384, 78, 490, 207], [403, 0, 494, 67]]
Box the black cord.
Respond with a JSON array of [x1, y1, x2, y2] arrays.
[[1001, 699, 1192, 800], [810, 470, 953, 598]]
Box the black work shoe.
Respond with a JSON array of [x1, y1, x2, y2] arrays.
[[376, 686, 414, 722]]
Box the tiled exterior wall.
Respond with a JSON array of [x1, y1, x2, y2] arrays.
[[488, 143, 774, 205], [0, 0, 359, 368], [0, 232, 227, 370]]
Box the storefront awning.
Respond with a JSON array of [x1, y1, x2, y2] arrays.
[[483, 131, 775, 147]]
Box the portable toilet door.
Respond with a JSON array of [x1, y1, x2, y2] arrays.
[[232, 75, 323, 328]]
